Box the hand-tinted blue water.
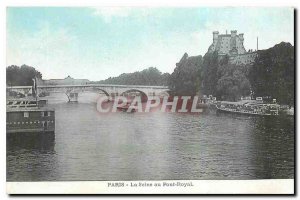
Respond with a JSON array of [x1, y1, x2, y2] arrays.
[[7, 93, 294, 181]]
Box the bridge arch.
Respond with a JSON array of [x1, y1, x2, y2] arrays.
[[36, 90, 71, 102], [120, 89, 148, 102], [70, 87, 111, 102], [78, 87, 110, 97]]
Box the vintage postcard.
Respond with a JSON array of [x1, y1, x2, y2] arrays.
[[6, 7, 294, 194]]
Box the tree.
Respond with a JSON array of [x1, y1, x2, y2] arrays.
[[168, 53, 202, 96], [199, 51, 254, 101], [216, 64, 251, 101], [95, 67, 170, 86], [248, 42, 294, 105], [200, 51, 219, 96], [6, 64, 42, 86]]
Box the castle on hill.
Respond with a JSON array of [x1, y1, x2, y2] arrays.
[[208, 30, 258, 65]]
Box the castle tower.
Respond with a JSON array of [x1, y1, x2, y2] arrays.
[[213, 31, 219, 43], [231, 30, 237, 37], [207, 30, 257, 65], [239, 33, 244, 43], [208, 30, 246, 56]]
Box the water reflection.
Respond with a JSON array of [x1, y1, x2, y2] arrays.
[[250, 116, 294, 179], [7, 132, 55, 152], [7, 133, 58, 181]]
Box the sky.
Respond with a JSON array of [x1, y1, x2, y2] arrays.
[[6, 7, 294, 81]]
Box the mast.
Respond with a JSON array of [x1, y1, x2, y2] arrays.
[[257, 37, 258, 51], [32, 76, 38, 103], [35, 77, 38, 103]]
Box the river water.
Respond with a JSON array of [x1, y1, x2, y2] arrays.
[[7, 93, 294, 181]]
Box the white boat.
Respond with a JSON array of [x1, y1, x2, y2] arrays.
[[216, 99, 280, 116]]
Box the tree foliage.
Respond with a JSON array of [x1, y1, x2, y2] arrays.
[[216, 64, 251, 101], [248, 42, 294, 105], [200, 52, 252, 101], [200, 51, 219, 96], [94, 67, 170, 86], [6, 65, 42, 86], [168, 53, 202, 96]]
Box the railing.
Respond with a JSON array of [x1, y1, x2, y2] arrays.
[[7, 100, 38, 108]]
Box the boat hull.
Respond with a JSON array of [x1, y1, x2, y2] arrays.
[[6, 108, 55, 134], [216, 107, 277, 116]]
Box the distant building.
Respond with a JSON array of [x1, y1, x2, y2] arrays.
[[207, 30, 258, 65], [38, 75, 90, 85]]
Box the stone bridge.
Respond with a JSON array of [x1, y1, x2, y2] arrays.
[[7, 84, 170, 102]]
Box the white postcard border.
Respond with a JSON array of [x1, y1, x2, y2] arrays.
[[7, 179, 294, 194]]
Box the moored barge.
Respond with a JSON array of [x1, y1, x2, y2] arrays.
[[6, 99, 55, 133], [216, 99, 280, 116]]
